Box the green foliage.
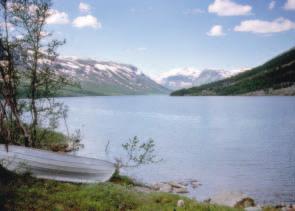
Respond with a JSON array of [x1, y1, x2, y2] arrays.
[[114, 136, 162, 174], [171, 47, 295, 96], [0, 0, 78, 147], [0, 124, 68, 149], [0, 133, 237, 211], [35, 127, 68, 150], [109, 171, 137, 186], [0, 166, 241, 211], [122, 136, 159, 167]]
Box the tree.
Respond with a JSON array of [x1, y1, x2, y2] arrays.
[[0, 0, 74, 147], [112, 136, 162, 175], [0, 0, 30, 146]]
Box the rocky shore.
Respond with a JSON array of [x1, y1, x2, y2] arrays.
[[133, 179, 295, 211]]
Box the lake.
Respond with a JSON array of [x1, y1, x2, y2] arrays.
[[58, 96, 295, 204]]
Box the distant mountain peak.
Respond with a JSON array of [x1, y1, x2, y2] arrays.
[[155, 67, 248, 90], [155, 67, 201, 82]]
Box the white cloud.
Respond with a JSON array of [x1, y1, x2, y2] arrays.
[[234, 17, 295, 34], [284, 0, 295, 10], [207, 25, 225, 36], [208, 0, 252, 16], [72, 15, 101, 29], [46, 9, 70, 25], [184, 8, 205, 15], [269, 1, 276, 10], [79, 2, 91, 13]]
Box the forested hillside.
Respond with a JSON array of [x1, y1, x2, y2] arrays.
[[171, 48, 295, 96]]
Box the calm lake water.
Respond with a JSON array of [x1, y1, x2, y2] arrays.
[[59, 96, 295, 204]]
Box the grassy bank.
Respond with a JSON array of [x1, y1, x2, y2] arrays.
[[0, 165, 242, 211], [0, 127, 73, 152], [0, 130, 244, 211]]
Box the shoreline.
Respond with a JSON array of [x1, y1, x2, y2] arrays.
[[130, 179, 295, 210], [1, 142, 294, 210]]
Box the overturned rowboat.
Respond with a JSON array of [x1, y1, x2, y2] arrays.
[[0, 144, 115, 183]]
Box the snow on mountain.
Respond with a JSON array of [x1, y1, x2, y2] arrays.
[[155, 67, 249, 90], [54, 57, 168, 95]]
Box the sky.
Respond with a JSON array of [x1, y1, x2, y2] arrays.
[[47, 0, 295, 76]]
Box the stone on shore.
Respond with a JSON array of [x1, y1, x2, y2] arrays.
[[191, 181, 199, 189], [179, 181, 189, 186], [177, 200, 185, 207], [282, 205, 295, 211], [173, 187, 189, 194], [210, 192, 255, 208], [134, 186, 154, 193], [158, 183, 173, 193], [169, 181, 187, 189], [235, 197, 256, 208], [152, 182, 189, 194]]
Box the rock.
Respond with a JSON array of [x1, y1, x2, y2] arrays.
[[177, 200, 185, 207], [50, 144, 68, 152], [158, 183, 173, 193], [286, 207, 295, 211], [151, 183, 160, 191], [169, 182, 187, 189], [245, 207, 262, 211], [134, 186, 153, 193], [179, 181, 189, 186], [191, 181, 199, 189], [288, 204, 295, 211], [275, 204, 286, 209], [65, 145, 74, 152], [152, 180, 193, 194], [234, 197, 256, 208], [210, 192, 255, 208], [173, 187, 189, 194], [261, 205, 295, 211]]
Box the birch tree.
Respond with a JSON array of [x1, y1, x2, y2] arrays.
[[0, 0, 73, 147]]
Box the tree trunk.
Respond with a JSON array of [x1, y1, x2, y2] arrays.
[[31, 47, 39, 147]]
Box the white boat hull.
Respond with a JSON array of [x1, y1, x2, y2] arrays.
[[0, 144, 115, 183]]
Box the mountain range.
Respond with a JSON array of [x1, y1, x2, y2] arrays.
[[54, 57, 169, 96], [56, 57, 249, 96], [154, 68, 247, 90], [171, 48, 295, 96], [23, 47, 294, 97]]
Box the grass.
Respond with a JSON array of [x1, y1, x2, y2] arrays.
[[35, 128, 70, 152], [0, 129, 258, 211], [109, 171, 138, 186], [0, 126, 71, 152], [0, 119, 69, 150], [0, 165, 242, 211], [0, 129, 280, 210]]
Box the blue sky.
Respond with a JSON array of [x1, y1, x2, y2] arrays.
[[47, 0, 295, 76]]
